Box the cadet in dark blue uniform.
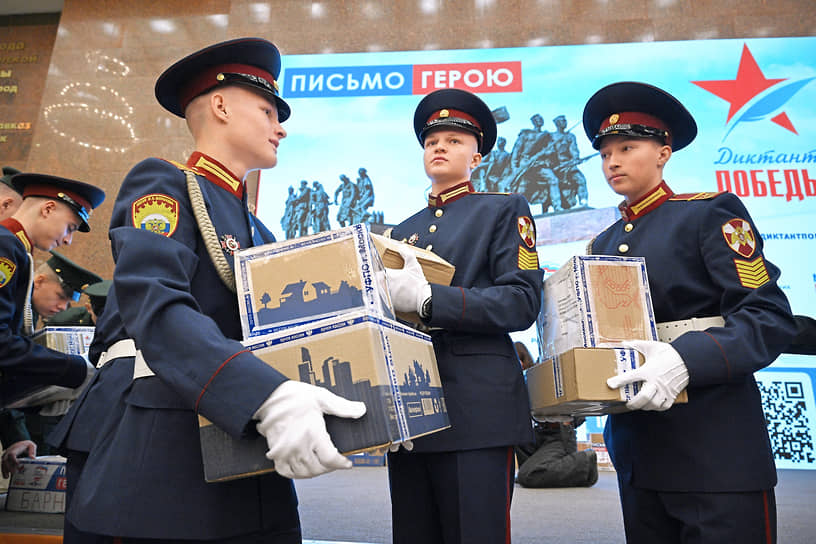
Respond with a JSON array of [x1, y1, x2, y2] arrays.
[[50, 38, 365, 543], [0, 173, 103, 401], [385, 89, 542, 544], [583, 82, 796, 544]]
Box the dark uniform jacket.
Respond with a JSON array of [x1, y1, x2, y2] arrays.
[[0, 219, 87, 403], [50, 154, 299, 540], [589, 181, 796, 493], [389, 182, 542, 452]]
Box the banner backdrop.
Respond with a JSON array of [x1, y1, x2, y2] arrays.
[[257, 37, 816, 469]]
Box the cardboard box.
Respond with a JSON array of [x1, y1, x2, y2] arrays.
[[526, 347, 687, 417], [369, 232, 456, 286], [4, 326, 95, 409], [537, 255, 657, 360], [235, 224, 394, 339], [198, 310, 449, 482], [369, 233, 456, 324], [5, 456, 67, 513]]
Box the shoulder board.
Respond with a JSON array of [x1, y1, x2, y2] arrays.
[[669, 191, 724, 201], [159, 158, 197, 174], [476, 191, 511, 196]]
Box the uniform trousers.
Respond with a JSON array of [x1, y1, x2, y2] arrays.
[[63, 450, 302, 544], [618, 474, 776, 544], [387, 446, 515, 544]]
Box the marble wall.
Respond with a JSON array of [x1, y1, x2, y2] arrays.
[[8, 0, 816, 277]]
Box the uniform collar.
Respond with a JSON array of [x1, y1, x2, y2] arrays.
[[619, 180, 674, 221], [427, 181, 474, 208], [1, 218, 33, 253], [187, 152, 244, 200]]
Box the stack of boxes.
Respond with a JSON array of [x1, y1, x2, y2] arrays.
[[2, 326, 95, 409], [199, 224, 453, 482], [528, 255, 686, 418]]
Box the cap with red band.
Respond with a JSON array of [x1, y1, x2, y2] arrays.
[[11, 173, 105, 232], [155, 38, 290, 121], [413, 88, 497, 156], [582, 81, 697, 151]]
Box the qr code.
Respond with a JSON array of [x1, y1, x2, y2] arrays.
[[756, 372, 815, 468]]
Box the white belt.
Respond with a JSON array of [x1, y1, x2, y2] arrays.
[[97, 338, 156, 379], [656, 316, 725, 343]]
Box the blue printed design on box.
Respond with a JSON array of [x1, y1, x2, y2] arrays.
[[236, 224, 394, 338]]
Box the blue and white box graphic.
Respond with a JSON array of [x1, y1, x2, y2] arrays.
[[236, 224, 394, 339], [198, 309, 449, 482]]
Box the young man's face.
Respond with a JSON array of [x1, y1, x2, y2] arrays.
[[221, 86, 287, 170], [31, 201, 81, 251], [599, 135, 671, 202], [32, 275, 71, 318], [422, 128, 482, 187]]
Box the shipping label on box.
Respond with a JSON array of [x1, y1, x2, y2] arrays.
[[526, 347, 687, 418], [198, 311, 449, 482], [5, 326, 95, 409], [537, 255, 657, 360], [235, 224, 395, 339], [5, 456, 67, 513]]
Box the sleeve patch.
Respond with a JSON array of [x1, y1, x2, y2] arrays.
[[518, 245, 539, 270], [517, 216, 536, 248], [0, 257, 16, 288], [734, 256, 769, 288], [132, 193, 180, 237], [722, 218, 756, 258]]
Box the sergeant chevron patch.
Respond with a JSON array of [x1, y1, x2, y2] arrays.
[[734, 256, 769, 288], [518, 245, 539, 270]]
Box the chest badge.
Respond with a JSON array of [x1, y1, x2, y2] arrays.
[[407, 233, 419, 246], [220, 234, 241, 255], [722, 218, 756, 258], [517, 216, 536, 248]]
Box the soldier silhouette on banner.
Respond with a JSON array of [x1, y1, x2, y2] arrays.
[[334, 174, 357, 227], [508, 114, 561, 212], [310, 181, 331, 233], [472, 136, 512, 192], [353, 167, 374, 224], [551, 115, 592, 209], [280, 185, 296, 239], [291, 180, 311, 237]]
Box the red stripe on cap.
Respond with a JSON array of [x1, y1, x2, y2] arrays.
[[426, 108, 482, 130], [22, 183, 91, 212], [178, 63, 276, 113], [600, 111, 669, 133]]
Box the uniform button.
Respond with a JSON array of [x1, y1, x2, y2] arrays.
[[624, 223, 633, 232], [434, 209, 443, 218], [618, 243, 629, 253], [425, 244, 433, 251], [429, 225, 437, 233]]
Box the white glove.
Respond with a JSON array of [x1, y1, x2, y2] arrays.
[[254, 380, 366, 479], [388, 439, 414, 453], [386, 248, 431, 315], [606, 340, 689, 411]]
